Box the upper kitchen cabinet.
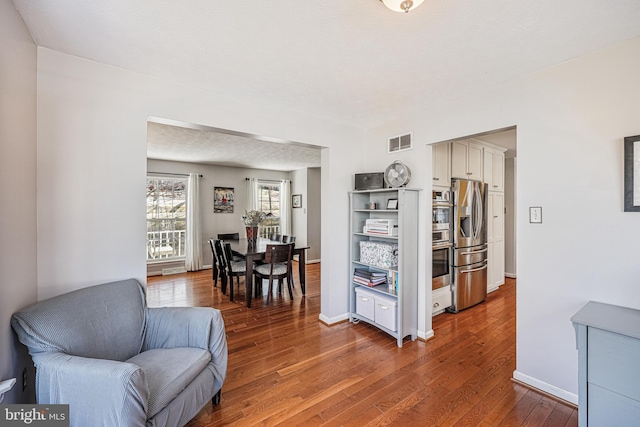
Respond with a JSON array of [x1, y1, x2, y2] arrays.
[[432, 143, 450, 187], [451, 140, 483, 181], [483, 146, 506, 192]]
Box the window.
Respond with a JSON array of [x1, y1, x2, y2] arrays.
[[146, 176, 187, 261], [257, 182, 281, 235]]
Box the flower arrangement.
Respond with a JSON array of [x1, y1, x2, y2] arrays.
[[241, 210, 267, 227]]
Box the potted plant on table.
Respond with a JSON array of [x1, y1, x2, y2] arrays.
[[241, 210, 267, 245]]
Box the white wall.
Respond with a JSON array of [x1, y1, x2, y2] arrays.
[[307, 167, 322, 262], [365, 36, 640, 403], [289, 167, 322, 263], [291, 168, 308, 248], [505, 157, 517, 277], [36, 48, 365, 325], [0, 0, 38, 403]]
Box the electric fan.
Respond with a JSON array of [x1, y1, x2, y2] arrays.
[[384, 161, 411, 188]]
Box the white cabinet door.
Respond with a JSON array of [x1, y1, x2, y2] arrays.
[[483, 148, 505, 192], [467, 141, 483, 181], [432, 143, 450, 185], [451, 140, 483, 180], [488, 241, 505, 292], [451, 140, 468, 179], [489, 192, 504, 242], [491, 151, 504, 192]]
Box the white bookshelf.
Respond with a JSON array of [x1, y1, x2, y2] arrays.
[[348, 188, 420, 347]]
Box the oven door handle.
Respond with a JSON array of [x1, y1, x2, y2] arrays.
[[432, 243, 453, 250], [460, 262, 488, 274], [460, 248, 488, 256]]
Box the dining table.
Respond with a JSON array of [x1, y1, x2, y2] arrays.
[[226, 237, 310, 308]]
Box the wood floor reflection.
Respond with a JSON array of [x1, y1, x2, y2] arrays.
[[147, 269, 577, 426]]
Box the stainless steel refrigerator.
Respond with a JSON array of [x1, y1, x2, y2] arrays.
[[448, 179, 488, 312]]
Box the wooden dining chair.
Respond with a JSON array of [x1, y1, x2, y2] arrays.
[[269, 233, 282, 242], [208, 239, 219, 288], [212, 239, 228, 294], [253, 243, 294, 306], [217, 232, 240, 240], [222, 242, 246, 302]]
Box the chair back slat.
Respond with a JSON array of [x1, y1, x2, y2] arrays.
[[269, 233, 282, 242], [223, 242, 237, 268], [213, 240, 227, 270]]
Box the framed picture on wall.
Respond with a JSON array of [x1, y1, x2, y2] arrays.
[[624, 135, 640, 212], [292, 194, 302, 208], [214, 187, 234, 213]]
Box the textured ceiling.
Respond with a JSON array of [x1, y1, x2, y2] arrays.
[[12, 0, 640, 168], [147, 119, 322, 171]]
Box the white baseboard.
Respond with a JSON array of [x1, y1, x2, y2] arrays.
[[203, 264, 212, 270], [418, 329, 434, 341], [505, 273, 517, 278], [319, 312, 350, 325], [306, 259, 321, 264], [162, 266, 187, 275], [512, 370, 578, 405]]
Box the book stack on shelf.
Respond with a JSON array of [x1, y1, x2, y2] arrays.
[[353, 268, 387, 287]]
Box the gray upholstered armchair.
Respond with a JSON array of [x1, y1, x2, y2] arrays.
[[11, 279, 227, 427]]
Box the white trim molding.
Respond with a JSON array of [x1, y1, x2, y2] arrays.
[[319, 312, 349, 325], [513, 370, 578, 405], [418, 329, 435, 341]]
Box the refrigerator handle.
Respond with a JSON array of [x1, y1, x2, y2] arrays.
[[460, 247, 488, 255], [474, 186, 483, 240], [460, 261, 488, 274]]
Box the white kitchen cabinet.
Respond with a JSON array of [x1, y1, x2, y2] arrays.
[[432, 142, 451, 186], [487, 192, 505, 292], [483, 147, 505, 192], [487, 241, 505, 292], [488, 192, 504, 242], [451, 140, 483, 181], [432, 286, 452, 316]]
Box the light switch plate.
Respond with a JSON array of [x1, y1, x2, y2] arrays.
[[530, 207, 542, 223]]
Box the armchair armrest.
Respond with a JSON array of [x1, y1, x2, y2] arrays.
[[144, 307, 227, 387], [32, 352, 148, 427]]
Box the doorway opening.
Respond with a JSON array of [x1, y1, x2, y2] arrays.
[[428, 126, 517, 324], [145, 117, 324, 306]]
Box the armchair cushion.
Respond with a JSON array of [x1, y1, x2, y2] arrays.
[[126, 348, 211, 418]]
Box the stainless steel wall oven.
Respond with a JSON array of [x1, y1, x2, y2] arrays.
[[432, 189, 452, 290]]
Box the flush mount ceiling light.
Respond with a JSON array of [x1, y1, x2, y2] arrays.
[[380, 0, 424, 13]]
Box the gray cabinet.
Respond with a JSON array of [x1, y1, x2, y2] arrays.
[[571, 301, 640, 426], [348, 188, 420, 347]]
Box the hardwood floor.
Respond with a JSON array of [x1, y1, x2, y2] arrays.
[[147, 266, 577, 426]]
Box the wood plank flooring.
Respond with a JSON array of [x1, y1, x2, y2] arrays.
[[146, 265, 577, 426]]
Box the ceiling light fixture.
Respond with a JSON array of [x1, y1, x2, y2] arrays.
[[380, 0, 424, 13]]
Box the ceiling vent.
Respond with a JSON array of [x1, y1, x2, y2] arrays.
[[388, 132, 413, 153]]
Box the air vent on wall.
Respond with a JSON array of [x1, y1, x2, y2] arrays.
[[388, 132, 413, 153]]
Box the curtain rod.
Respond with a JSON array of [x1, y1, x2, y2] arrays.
[[245, 178, 283, 183], [149, 172, 203, 178]]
